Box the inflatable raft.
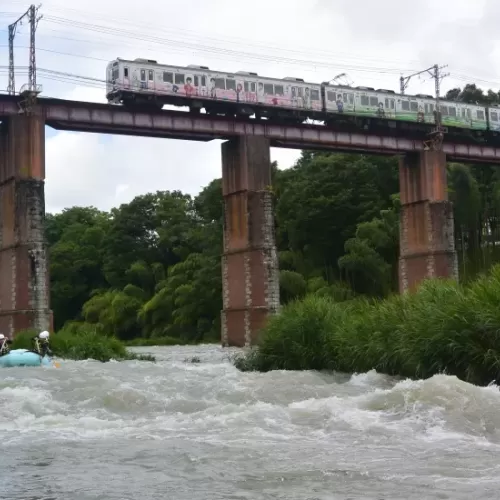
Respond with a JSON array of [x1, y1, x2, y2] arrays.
[[0, 349, 51, 368]]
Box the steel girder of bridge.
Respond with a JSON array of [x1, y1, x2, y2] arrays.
[[1, 95, 500, 162]]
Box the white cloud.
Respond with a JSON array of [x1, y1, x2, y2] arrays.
[[2, 0, 500, 213]]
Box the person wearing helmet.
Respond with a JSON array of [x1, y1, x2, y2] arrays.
[[0, 333, 12, 356], [32, 330, 52, 357]]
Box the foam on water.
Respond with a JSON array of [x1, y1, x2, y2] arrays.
[[1, 345, 500, 499]]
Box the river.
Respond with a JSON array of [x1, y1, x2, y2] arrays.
[[1, 345, 500, 499]]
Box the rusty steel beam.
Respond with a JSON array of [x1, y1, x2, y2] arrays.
[[2, 95, 500, 161]]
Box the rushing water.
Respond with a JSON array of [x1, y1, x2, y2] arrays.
[[1, 345, 500, 499]]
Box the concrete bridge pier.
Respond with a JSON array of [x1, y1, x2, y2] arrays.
[[0, 114, 51, 338], [399, 150, 458, 292], [220, 136, 280, 347]]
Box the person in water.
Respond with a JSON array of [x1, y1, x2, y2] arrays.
[[32, 331, 52, 357], [0, 333, 12, 356]]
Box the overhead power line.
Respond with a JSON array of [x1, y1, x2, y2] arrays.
[[3, 5, 500, 100]]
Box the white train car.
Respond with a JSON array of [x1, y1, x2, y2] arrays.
[[106, 58, 322, 116]]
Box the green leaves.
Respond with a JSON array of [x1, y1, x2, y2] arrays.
[[236, 266, 500, 386]]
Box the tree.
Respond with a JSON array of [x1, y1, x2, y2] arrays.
[[275, 152, 398, 278]]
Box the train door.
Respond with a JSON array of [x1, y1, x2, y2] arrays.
[[193, 74, 207, 97], [460, 106, 472, 127], [296, 86, 304, 108], [139, 68, 147, 90], [147, 68, 155, 91], [384, 96, 395, 118], [123, 66, 130, 90], [244, 81, 257, 103], [424, 102, 435, 124]]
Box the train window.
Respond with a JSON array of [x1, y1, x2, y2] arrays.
[[327, 91, 336, 101], [250, 82, 256, 92], [124, 67, 129, 78], [441, 106, 448, 116], [194, 76, 199, 86], [214, 78, 225, 89], [410, 101, 418, 112], [140, 69, 146, 81], [175, 73, 185, 85], [477, 110, 485, 120], [226, 79, 236, 91], [369, 97, 378, 106], [244, 82, 249, 92], [163, 72, 173, 83], [275, 85, 284, 96], [311, 89, 320, 100], [448, 107, 456, 117], [348, 94, 354, 104], [264, 84, 274, 94], [491, 111, 498, 122], [401, 101, 410, 111], [148, 70, 154, 81], [361, 96, 369, 106], [385, 98, 395, 109], [201, 76, 207, 87]]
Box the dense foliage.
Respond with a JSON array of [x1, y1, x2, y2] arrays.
[[46, 84, 500, 344], [234, 266, 500, 386]]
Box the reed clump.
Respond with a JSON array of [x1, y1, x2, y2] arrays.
[[234, 265, 500, 386]]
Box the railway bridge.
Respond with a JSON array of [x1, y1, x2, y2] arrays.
[[1, 94, 500, 346]]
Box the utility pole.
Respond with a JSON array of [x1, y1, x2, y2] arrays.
[[7, 4, 42, 95], [400, 63, 449, 150]]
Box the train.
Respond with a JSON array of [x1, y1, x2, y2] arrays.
[[105, 57, 500, 139]]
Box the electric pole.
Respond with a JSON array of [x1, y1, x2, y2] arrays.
[[7, 4, 43, 95], [400, 63, 449, 150]]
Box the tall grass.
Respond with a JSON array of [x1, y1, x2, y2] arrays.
[[234, 264, 500, 386], [12, 326, 155, 363]]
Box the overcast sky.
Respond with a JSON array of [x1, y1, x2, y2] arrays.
[[0, 0, 498, 213]]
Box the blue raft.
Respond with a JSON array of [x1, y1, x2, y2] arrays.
[[0, 349, 51, 368]]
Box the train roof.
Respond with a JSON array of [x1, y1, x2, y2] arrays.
[[113, 58, 321, 86], [322, 81, 486, 107]]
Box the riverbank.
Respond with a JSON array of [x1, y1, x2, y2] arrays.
[[234, 265, 500, 386], [12, 329, 155, 362]]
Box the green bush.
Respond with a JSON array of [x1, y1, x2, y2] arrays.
[[11, 325, 155, 363], [234, 265, 500, 386]]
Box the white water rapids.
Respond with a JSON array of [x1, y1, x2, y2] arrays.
[[1, 345, 500, 499]]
